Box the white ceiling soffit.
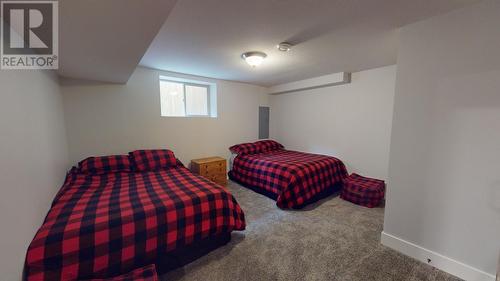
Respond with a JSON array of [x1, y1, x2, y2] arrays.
[[269, 72, 351, 95], [140, 0, 480, 87], [58, 0, 178, 83]]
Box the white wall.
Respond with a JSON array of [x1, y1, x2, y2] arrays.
[[0, 70, 69, 280], [270, 65, 396, 180], [383, 1, 500, 279], [61, 66, 269, 166]]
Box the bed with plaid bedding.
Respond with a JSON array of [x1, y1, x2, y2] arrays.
[[25, 165, 245, 281], [229, 149, 348, 209]]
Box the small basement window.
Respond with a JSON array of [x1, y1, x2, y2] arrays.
[[159, 76, 217, 117]]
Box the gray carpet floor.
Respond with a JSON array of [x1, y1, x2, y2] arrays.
[[162, 181, 462, 281]]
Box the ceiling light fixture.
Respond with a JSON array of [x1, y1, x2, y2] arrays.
[[277, 42, 293, 52], [241, 51, 267, 67]]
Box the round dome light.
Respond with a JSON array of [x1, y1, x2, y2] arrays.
[[241, 51, 267, 67]]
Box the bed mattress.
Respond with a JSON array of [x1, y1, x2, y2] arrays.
[[25, 166, 245, 280], [229, 149, 347, 208]]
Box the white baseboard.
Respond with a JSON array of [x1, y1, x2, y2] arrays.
[[381, 231, 495, 281]]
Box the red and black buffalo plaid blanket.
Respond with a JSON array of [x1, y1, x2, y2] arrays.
[[25, 166, 245, 281], [229, 150, 348, 208]]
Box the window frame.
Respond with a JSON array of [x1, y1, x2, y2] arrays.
[[159, 79, 211, 118]]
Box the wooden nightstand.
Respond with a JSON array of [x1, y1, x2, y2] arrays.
[[191, 156, 228, 186]]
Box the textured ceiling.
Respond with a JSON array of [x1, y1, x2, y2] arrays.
[[140, 0, 479, 86]]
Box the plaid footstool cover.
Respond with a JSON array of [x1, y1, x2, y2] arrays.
[[341, 173, 385, 208], [84, 264, 158, 281]]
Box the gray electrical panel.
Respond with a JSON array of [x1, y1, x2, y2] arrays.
[[259, 106, 270, 139]]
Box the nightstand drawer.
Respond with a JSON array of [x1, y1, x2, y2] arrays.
[[198, 162, 225, 176]]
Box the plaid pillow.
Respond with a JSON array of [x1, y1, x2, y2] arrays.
[[229, 142, 260, 155], [129, 149, 177, 172], [85, 264, 158, 281], [254, 140, 284, 152], [78, 155, 131, 175]]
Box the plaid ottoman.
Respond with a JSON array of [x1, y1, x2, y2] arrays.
[[83, 264, 158, 281], [340, 173, 385, 208]]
